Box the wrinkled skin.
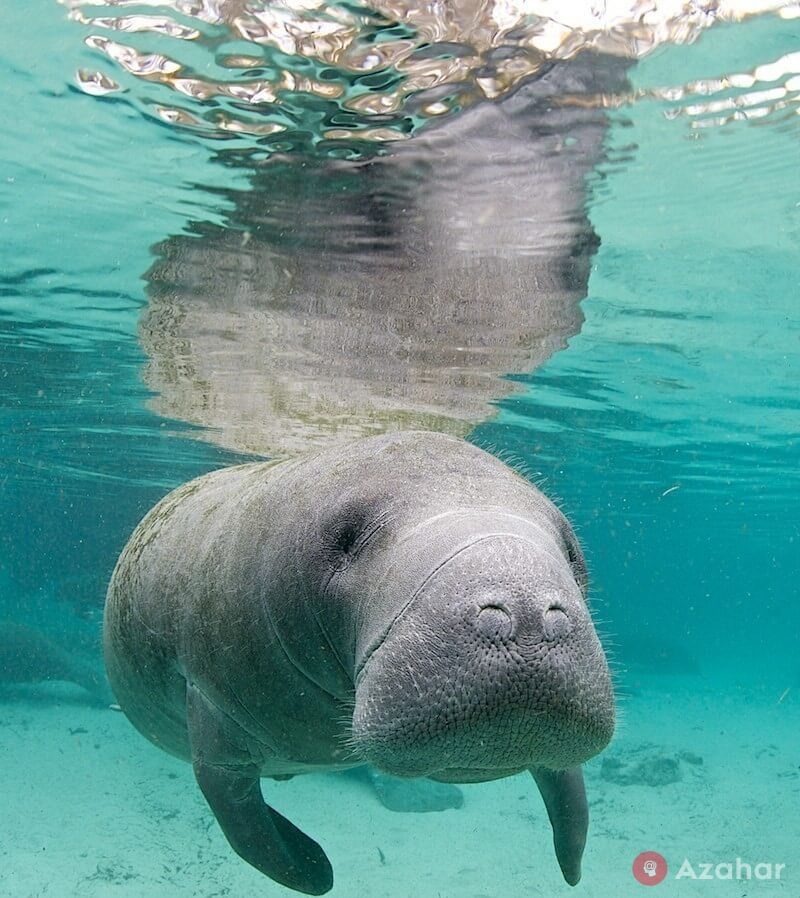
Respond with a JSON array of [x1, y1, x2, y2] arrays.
[[105, 432, 614, 893]]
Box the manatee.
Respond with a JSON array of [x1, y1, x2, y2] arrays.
[[0, 620, 112, 706], [104, 431, 614, 893]]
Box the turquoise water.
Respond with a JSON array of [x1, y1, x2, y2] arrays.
[[476, 17, 800, 682], [1, 1, 798, 896]]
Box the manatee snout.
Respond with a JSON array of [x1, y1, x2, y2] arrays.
[[353, 533, 614, 779]]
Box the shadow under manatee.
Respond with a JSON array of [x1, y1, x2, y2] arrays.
[[142, 53, 630, 458]]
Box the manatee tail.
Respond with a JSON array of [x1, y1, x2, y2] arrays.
[[186, 683, 333, 895], [531, 766, 589, 886]]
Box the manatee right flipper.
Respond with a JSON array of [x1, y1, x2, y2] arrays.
[[186, 683, 333, 895]]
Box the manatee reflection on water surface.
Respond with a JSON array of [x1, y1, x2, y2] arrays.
[[141, 54, 629, 456], [65, 0, 786, 455], [67, 0, 795, 456]]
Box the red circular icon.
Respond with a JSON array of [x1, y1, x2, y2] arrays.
[[633, 851, 668, 885]]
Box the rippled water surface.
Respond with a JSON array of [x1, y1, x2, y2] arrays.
[[1, 0, 799, 895]]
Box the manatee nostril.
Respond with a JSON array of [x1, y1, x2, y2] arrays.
[[475, 603, 513, 640], [543, 605, 571, 641]]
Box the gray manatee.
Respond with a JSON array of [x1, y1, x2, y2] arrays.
[[104, 431, 614, 893], [0, 620, 112, 707]]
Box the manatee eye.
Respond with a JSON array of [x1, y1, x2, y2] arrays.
[[322, 518, 364, 574], [558, 520, 588, 597], [323, 496, 390, 572], [332, 519, 360, 557]]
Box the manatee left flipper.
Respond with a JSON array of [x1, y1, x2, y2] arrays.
[[187, 683, 333, 895], [531, 766, 589, 886]]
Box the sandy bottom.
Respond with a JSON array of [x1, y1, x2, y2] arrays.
[[1, 673, 797, 898]]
